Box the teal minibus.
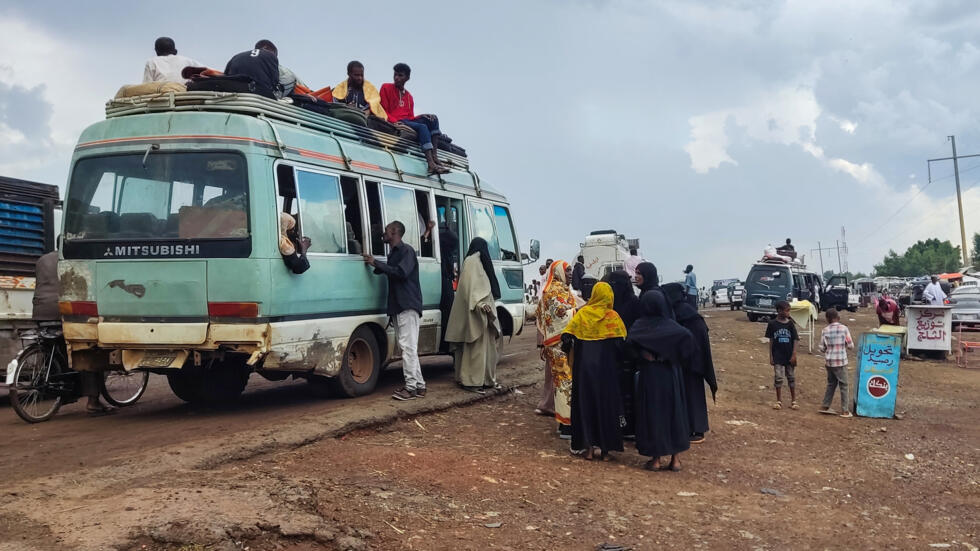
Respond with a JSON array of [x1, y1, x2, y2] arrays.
[[59, 92, 537, 403]]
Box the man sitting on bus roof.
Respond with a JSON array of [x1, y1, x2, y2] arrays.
[[144, 37, 201, 84], [333, 61, 387, 120], [224, 40, 305, 99], [379, 63, 450, 175]]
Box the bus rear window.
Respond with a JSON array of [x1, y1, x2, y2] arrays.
[[64, 152, 248, 241]]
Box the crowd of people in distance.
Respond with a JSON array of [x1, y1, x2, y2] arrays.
[[533, 259, 717, 471], [141, 37, 452, 175]]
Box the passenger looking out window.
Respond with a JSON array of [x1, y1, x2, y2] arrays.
[[379, 63, 450, 175], [279, 213, 310, 274]]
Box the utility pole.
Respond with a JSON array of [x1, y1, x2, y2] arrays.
[[818, 241, 824, 275], [809, 241, 837, 276], [927, 136, 980, 267]]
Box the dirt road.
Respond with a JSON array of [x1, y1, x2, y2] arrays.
[[1, 309, 978, 551]]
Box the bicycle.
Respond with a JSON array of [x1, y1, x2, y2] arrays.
[[8, 324, 149, 423]]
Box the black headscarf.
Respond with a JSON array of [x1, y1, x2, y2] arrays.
[[466, 237, 501, 299], [608, 270, 642, 329], [635, 262, 660, 295], [663, 282, 718, 401], [626, 291, 694, 366], [636, 262, 674, 319]]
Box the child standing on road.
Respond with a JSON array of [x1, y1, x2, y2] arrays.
[[765, 301, 799, 410], [818, 308, 855, 418]]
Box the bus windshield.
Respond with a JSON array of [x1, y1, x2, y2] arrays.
[[64, 152, 248, 241]]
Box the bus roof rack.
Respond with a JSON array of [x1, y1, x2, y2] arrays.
[[104, 91, 470, 171]]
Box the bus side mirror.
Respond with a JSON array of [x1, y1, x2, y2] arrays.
[[529, 239, 540, 262], [521, 253, 530, 262]]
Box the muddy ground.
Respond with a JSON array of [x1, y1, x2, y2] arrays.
[[0, 308, 977, 551]]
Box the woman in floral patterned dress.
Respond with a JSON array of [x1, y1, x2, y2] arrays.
[[536, 260, 578, 439]]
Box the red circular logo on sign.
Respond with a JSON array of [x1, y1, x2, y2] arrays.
[[867, 376, 890, 399]]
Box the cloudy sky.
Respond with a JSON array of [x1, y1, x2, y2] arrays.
[[3, 0, 980, 286]]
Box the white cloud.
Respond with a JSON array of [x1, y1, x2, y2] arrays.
[[683, 78, 885, 190], [0, 16, 105, 180]]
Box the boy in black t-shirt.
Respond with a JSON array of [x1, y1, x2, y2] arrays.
[[765, 300, 799, 410]]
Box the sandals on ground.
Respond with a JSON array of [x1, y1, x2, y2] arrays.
[[772, 401, 782, 410]]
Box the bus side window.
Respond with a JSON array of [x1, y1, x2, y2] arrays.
[[294, 169, 346, 254], [415, 189, 434, 258], [365, 181, 385, 255], [381, 184, 421, 252], [340, 176, 363, 255], [467, 201, 501, 259], [492, 205, 519, 261]]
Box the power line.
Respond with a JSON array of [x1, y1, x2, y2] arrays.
[[856, 161, 980, 244]]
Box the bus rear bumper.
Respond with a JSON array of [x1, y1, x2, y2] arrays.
[[63, 321, 269, 371]]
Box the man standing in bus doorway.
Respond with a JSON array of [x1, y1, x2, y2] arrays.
[[684, 265, 698, 310], [363, 221, 425, 400]]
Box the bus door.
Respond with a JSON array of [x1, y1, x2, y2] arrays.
[[365, 180, 441, 356], [434, 195, 463, 350]]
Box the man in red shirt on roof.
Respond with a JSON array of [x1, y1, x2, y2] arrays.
[[380, 63, 449, 175]]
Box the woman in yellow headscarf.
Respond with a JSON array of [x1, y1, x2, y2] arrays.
[[561, 282, 627, 460], [536, 260, 578, 439]]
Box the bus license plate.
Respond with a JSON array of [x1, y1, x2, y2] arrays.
[[759, 298, 772, 307], [139, 351, 178, 368]]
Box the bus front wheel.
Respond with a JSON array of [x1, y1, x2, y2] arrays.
[[330, 326, 382, 398]]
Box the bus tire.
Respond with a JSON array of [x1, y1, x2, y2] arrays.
[[330, 326, 381, 398], [747, 313, 759, 322], [167, 371, 201, 403], [200, 360, 250, 403]]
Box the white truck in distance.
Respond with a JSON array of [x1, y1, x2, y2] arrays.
[[579, 230, 639, 280]]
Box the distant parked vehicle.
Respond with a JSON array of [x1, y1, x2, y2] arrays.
[[949, 286, 980, 327], [727, 282, 745, 310], [713, 287, 731, 307], [821, 275, 857, 312]]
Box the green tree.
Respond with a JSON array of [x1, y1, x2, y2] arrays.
[[873, 239, 962, 277], [971, 232, 980, 268]]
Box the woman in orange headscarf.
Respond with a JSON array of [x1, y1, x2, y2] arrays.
[[561, 282, 628, 460], [536, 260, 578, 439]]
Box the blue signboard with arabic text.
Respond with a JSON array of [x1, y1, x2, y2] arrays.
[[855, 333, 901, 418]]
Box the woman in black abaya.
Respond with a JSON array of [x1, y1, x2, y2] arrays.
[[663, 283, 719, 444], [627, 290, 694, 471], [560, 282, 628, 460], [608, 270, 643, 438]]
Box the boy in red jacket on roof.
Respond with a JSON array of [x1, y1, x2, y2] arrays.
[[380, 63, 450, 175]]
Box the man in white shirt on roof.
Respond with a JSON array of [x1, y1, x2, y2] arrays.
[[143, 37, 201, 84], [624, 247, 643, 278], [923, 275, 947, 305]]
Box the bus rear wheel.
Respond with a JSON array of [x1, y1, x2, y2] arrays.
[[167, 359, 249, 404], [329, 326, 381, 398]]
